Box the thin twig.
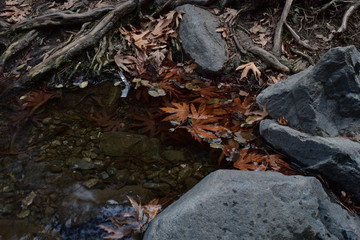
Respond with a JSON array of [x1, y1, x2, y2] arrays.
[[337, 1, 360, 33], [273, 0, 294, 57], [284, 22, 316, 51]]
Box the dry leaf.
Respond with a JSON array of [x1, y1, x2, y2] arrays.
[[161, 102, 190, 122], [235, 62, 261, 81]]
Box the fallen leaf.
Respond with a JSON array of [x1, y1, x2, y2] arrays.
[[161, 102, 190, 122], [235, 62, 261, 81]]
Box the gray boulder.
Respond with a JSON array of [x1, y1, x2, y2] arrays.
[[257, 46, 360, 137], [176, 4, 227, 73], [144, 170, 360, 240], [260, 119, 360, 202]]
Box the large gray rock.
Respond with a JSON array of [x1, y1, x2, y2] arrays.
[[260, 119, 360, 202], [176, 4, 227, 73], [144, 170, 360, 240], [257, 46, 360, 137]]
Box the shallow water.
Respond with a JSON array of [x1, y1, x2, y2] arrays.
[[0, 83, 217, 239]]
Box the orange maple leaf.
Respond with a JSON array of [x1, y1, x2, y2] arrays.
[[160, 102, 189, 122], [233, 149, 267, 171], [188, 103, 213, 120], [183, 119, 227, 142]]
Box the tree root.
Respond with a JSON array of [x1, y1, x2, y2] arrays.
[[14, 1, 136, 88], [11, 5, 115, 31], [284, 22, 316, 51], [290, 47, 315, 66], [0, 30, 39, 72], [233, 29, 290, 73], [337, 1, 360, 33], [315, 0, 338, 13], [272, 0, 293, 57]]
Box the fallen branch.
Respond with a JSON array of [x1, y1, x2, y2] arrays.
[[0, 30, 39, 72], [337, 1, 360, 33], [11, 6, 115, 31], [234, 29, 290, 73], [272, 0, 293, 57], [284, 22, 316, 51], [15, 0, 136, 87]]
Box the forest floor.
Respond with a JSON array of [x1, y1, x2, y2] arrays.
[[0, 0, 359, 239]]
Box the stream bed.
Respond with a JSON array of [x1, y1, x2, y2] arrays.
[[0, 82, 217, 239]]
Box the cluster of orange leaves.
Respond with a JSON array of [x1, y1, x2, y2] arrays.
[[114, 10, 292, 173]]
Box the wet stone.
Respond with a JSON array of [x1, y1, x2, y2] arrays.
[[162, 150, 186, 162], [106, 167, 117, 176], [115, 169, 130, 182], [184, 177, 199, 190], [99, 132, 161, 160], [50, 140, 61, 147], [66, 157, 96, 170], [178, 165, 194, 183], [17, 209, 30, 218], [42, 117, 52, 124], [2, 184, 15, 193], [6, 162, 23, 175], [143, 182, 171, 194], [45, 206, 55, 216], [100, 172, 109, 179], [159, 175, 177, 187], [1, 204, 14, 214]]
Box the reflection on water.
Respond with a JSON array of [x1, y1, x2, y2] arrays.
[[0, 84, 217, 239]]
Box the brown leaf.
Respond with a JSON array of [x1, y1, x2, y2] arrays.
[[233, 149, 267, 171], [235, 62, 261, 81], [161, 102, 190, 122], [188, 103, 213, 120], [183, 119, 227, 142]]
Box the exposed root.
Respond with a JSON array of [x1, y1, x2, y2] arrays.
[[337, 1, 360, 33], [14, 1, 136, 87], [11, 6, 115, 31], [284, 22, 316, 51], [315, 0, 338, 13], [0, 30, 38, 72], [290, 47, 315, 66], [272, 0, 293, 57], [234, 29, 290, 73], [152, 0, 173, 17]]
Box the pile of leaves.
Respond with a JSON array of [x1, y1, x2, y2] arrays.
[[0, 0, 31, 23], [114, 10, 294, 173]]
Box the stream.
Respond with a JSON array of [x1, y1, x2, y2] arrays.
[[0, 82, 217, 239]]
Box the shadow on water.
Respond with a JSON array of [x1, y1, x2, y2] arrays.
[[0, 83, 218, 239]]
